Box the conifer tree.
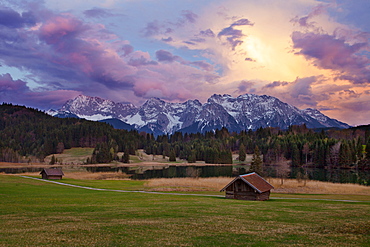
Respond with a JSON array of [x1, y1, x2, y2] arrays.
[[50, 155, 56, 165], [238, 143, 246, 162], [122, 150, 130, 163], [249, 146, 263, 175], [169, 149, 176, 162]]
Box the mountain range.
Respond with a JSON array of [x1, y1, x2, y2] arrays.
[[47, 94, 350, 135]]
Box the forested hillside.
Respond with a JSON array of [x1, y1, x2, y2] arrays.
[[0, 104, 143, 162], [0, 104, 369, 172]]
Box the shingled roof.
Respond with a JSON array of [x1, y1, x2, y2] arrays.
[[40, 168, 64, 176], [220, 172, 274, 193]]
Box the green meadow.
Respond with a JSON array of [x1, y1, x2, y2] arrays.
[[0, 175, 369, 246]]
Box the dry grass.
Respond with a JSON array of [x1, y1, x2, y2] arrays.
[[144, 177, 231, 191], [8, 170, 370, 195], [145, 177, 370, 195], [269, 178, 370, 195], [8, 171, 131, 180]]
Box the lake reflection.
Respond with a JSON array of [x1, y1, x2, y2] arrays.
[[85, 164, 369, 185]]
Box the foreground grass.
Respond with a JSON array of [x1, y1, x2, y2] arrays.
[[0, 175, 369, 246]]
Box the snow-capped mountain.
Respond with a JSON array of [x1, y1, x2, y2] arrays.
[[301, 108, 349, 129], [59, 95, 137, 121], [48, 94, 350, 134]]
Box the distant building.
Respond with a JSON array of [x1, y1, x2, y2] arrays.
[[40, 168, 64, 180], [220, 172, 274, 201]]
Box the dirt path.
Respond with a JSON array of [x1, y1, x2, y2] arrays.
[[19, 176, 366, 202]]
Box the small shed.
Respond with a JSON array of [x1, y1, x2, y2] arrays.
[[220, 172, 274, 201], [40, 168, 64, 180]]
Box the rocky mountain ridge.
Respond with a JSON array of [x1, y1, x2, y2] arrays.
[[47, 94, 350, 135]]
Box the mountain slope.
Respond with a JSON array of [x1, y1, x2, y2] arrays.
[[49, 94, 350, 134]]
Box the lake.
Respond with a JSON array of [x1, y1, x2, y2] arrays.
[[85, 164, 370, 185]]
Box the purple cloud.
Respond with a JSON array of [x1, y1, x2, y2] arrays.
[[0, 7, 37, 28], [120, 44, 134, 56], [128, 56, 158, 66], [231, 18, 254, 27], [181, 10, 198, 24], [199, 29, 215, 38], [218, 27, 245, 49], [260, 76, 329, 108], [0, 73, 80, 109], [292, 31, 370, 84], [263, 81, 289, 88], [245, 57, 256, 62], [162, 37, 173, 42], [217, 18, 253, 50], [291, 4, 328, 28], [0, 5, 219, 107], [142, 20, 162, 37], [218, 26, 243, 37], [340, 100, 370, 112], [190, 61, 214, 71], [156, 50, 181, 62], [236, 80, 255, 94], [0, 73, 28, 92], [83, 8, 114, 18]]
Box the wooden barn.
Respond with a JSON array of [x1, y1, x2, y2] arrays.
[[40, 168, 64, 180], [220, 172, 274, 201]]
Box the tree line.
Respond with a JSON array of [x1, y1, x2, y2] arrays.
[[0, 104, 369, 171], [0, 104, 144, 163]]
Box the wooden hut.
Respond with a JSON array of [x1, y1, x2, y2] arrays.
[[40, 168, 64, 180], [220, 172, 274, 201]]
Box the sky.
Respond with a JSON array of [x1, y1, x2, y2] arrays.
[[0, 0, 369, 126]]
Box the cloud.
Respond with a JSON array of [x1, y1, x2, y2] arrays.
[[340, 100, 370, 112], [236, 80, 255, 94], [0, 73, 80, 108], [1, 1, 370, 126], [231, 18, 254, 27], [0, 7, 37, 28], [0, 73, 28, 92], [217, 18, 253, 50], [181, 10, 198, 24], [260, 76, 328, 108], [161, 37, 173, 42], [291, 4, 329, 29], [0, 5, 221, 106], [263, 81, 288, 88], [292, 31, 370, 84], [39, 15, 88, 44], [83, 7, 117, 18], [142, 20, 162, 37], [120, 44, 134, 56], [199, 29, 215, 38], [217, 27, 244, 49], [155, 50, 181, 62], [189, 61, 214, 72], [83, 7, 114, 18], [338, 89, 361, 100]]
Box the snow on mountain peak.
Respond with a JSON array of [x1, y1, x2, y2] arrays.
[[53, 94, 350, 135]]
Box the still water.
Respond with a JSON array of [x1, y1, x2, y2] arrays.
[[85, 165, 370, 185]]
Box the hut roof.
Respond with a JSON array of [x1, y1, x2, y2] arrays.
[[220, 172, 274, 193], [40, 168, 64, 176]]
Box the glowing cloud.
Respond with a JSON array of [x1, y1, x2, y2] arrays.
[[0, 0, 370, 126]]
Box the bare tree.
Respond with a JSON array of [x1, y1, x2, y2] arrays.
[[275, 155, 290, 185]]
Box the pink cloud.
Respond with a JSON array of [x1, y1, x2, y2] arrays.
[[0, 73, 81, 109], [0, 5, 220, 108], [0, 73, 28, 92], [40, 15, 87, 44], [292, 31, 370, 84]]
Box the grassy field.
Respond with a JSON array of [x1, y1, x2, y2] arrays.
[[0, 175, 369, 246], [44, 148, 94, 165]]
